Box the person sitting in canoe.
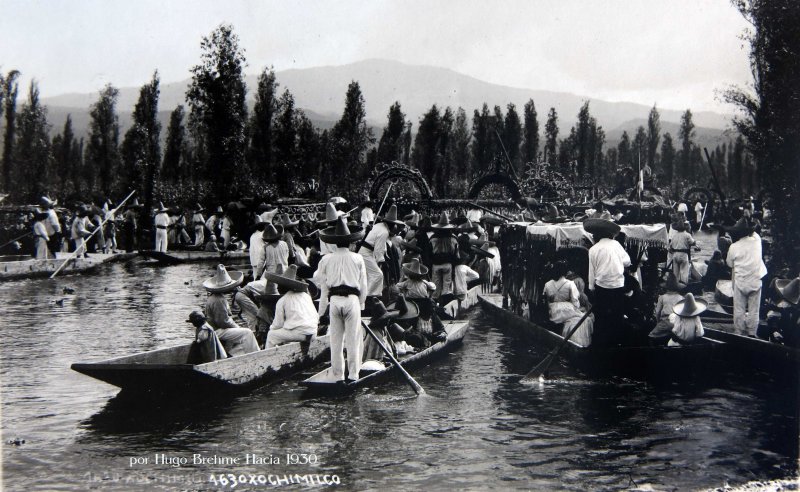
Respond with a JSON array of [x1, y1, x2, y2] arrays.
[[648, 273, 686, 345], [363, 299, 402, 361], [203, 264, 260, 356], [204, 234, 221, 252], [703, 250, 731, 291], [186, 310, 228, 363], [543, 260, 594, 347], [264, 264, 319, 349], [666, 293, 706, 346], [367, 295, 421, 355]]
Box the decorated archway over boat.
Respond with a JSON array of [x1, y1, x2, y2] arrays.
[[368, 165, 434, 202]]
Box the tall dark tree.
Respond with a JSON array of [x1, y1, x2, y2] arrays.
[[724, 0, 800, 269], [471, 103, 493, 174], [162, 105, 188, 183], [13, 81, 51, 200], [328, 81, 374, 191], [543, 107, 558, 165], [248, 67, 278, 180], [450, 107, 471, 186], [522, 99, 539, 164], [729, 135, 746, 197], [632, 125, 648, 169], [53, 114, 79, 194], [503, 103, 522, 166], [85, 84, 121, 196], [2, 70, 20, 191], [121, 72, 161, 222], [186, 24, 248, 201], [660, 132, 676, 189], [273, 89, 298, 193], [296, 113, 322, 182], [574, 102, 592, 177], [412, 104, 442, 190], [646, 105, 661, 170], [437, 107, 455, 196], [377, 102, 407, 165], [678, 109, 695, 181], [617, 131, 632, 169]]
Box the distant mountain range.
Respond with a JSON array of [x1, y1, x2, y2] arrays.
[[41, 58, 734, 149]]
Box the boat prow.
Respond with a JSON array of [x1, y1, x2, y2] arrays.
[[72, 334, 331, 397]]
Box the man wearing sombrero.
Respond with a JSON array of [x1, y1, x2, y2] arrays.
[[32, 210, 51, 259], [191, 204, 206, 247], [429, 212, 460, 300], [203, 264, 260, 356], [265, 265, 319, 348], [313, 217, 368, 382], [256, 224, 289, 293], [38, 196, 62, 257], [359, 204, 404, 299], [122, 198, 142, 252], [70, 205, 94, 257], [154, 202, 170, 252], [666, 293, 706, 346], [725, 218, 767, 336], [586, 217, 631, 345]]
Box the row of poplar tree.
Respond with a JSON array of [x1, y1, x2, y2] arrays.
[[0, 24, 757, 208]]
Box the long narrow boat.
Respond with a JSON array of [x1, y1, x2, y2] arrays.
[[300, 320, 470, 394], [140, 249, 250, 264], [700, 320, 799, 376], [478, 293, 726, 381], [0, 251, 137, 281], [72, 334, 330, 397]]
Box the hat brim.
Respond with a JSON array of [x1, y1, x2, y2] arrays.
[[583, 218, 621, 236], [430, 224, 456, 231], [673, 298, 708, 317], [377, 216, 405, 227], [472, 246, 495, 259], [262, 225, 285, 241], [387, 299, 420, 320], [402, 264, 429, 277], [400, 241, 422, 253], [202, 271, 244, 293], [264, 272, 308, 292], [775, 279, 800, 305], [319, 226, 364, 244], [373, 309, 401, 323]]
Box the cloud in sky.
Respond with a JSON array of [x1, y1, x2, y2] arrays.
[[2, 0, 751, 112]]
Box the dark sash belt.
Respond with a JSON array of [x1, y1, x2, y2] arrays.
[[156, 225, 167, 229], [328, 285, 361, 298]]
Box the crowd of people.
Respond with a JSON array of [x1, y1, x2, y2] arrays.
[[181, 199, 502, 383]]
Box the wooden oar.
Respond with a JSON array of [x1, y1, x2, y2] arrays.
[[49, 190, 136, 279], [0, 231, 33, 249], [361, 320, 425, 395], [522, 307, 593, 381]]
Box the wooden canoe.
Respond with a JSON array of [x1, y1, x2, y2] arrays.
[[701, 321, 799, 376], [300, 320, 471, 395], [72, 334, 330, 396], [714, 279, 734, 314], [478, 293, 726, 381], [0, 251, 137, 281], [140, 249, 250, 264]]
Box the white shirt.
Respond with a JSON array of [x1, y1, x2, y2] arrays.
[[588, 238, 631, 290], [154, 212, 170, 228], [319, 239, 337, 256], [466, 209, 482, 222], [360, 207, 374, 227], [270, 291, 319, 335], [71, 216, 91, 241], [361, 222, 390, 262], [726, 233, 767, 293], [314, 247, 368, 314], [39, 208, 61, 235], [249, 231, 265, 268], [695, 202, 704, 212], [677, 203, 688, 213]]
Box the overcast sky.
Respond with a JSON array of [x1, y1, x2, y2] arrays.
[[2, 0, 751, 113]]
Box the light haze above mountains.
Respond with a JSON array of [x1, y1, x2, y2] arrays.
[[42, 59, 733, 147]]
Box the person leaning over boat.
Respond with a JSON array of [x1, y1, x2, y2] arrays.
[[32, 211, 50, 259], [38, 196, 61, 257], [725, 218, 767, 337], [359, 205, 404, 300], [666, 293, 706, 346], [265, 265, 319, 348], [154, 202, 170, 253], [313, 217, 368, 383], [544, 260, 594, 347], [586, 218, 631, 346], [203, 264, 260, 356]]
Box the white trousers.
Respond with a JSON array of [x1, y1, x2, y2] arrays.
[[155, 229, 168, 252], [361, 253, 384, 296], [216, 327, 260, 356], [672, 252, 690, 284], [266, 328, 314, 348], [328, 295, 363, 381], [733, 285, 761, 336], [194, 226, 204, 247]]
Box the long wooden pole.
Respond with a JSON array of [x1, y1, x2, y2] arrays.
[[361, 320, 425, 395], [522, 307, 593, 381], [49, 190, 136, 279]]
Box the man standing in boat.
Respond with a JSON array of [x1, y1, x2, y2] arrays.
[[154, 202, 170, 253], [314, 217, 367, 383], [726, 218, 767, 337], [586, 218, 631, 345], [38, 196, 61, 257], [191, 204, 205, 247], [359, 204, 403, 301]]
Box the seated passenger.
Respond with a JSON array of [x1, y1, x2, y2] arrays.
[[397, 259, 436, 297], [703, 250, 730, 291], [665, 293, 706, 346], [543, 260, 593, 347], [265, 265, 319, 348], [204, 234, 221, 252], [648, 273, 685, 345], [186, 310, 228, 363], [203, 265, 260, 356]]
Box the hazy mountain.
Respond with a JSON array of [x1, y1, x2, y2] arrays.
[[42, 59, 732, 142]]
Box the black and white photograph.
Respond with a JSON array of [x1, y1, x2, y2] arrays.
[[1, 0, 798, 490]]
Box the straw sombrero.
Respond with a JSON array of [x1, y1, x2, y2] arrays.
[[377, 204, 405, 227], [725, 217, 755, 236], [430, 211, 455, 231], [156, 201, 169, 213], [473, 242, 495, 259], [39, 196, 56, 209], [775, 278, 800, 305], [387, 294, 419, 321], [316, 202, 348, 225], [402, 258, 429, 278], [265, 264, 308, 293], [455, 219, 477, 234], [126, 198, 143, 209], [370, 299, 400, 323], [262, 223, 284, 242], [276, 213, 299, 228], [202, 264, 244, 293], [319, 217, 364, 244], [673, 293, 708, 317], [583, 218, 621, 237]]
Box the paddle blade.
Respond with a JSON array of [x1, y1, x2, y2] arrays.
[[522, 353, 556, 381]]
